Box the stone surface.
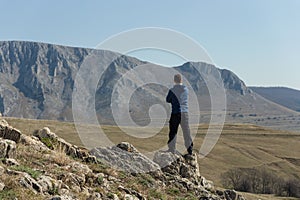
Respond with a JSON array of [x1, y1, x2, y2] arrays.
[[19, 173, 43, 194], [0, 120, 21, 143], [0, 181, 5, 191], [0, 165, 5, 176], [20, 134, 49, 151], [90, 144, 160, 173], [4, 158, 20, 166], [37, 175, 62, 194], [34, 127, 89, 160], [153, 151, 201, 184], [0, 138, 16, 158], [49, 195, 74, 200]]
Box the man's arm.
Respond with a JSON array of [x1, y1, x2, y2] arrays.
[[166, 90, 172, 103]]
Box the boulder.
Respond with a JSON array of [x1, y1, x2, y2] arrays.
[[0, 138, 16, 158], [19, 172, 43, 194], [62, 172, 85, 192], [224, 189, 246, 200], [90, 143, 160, 173], [153, 151, 201, 184], [37, 175, 62, 194], [4, 158, 19, 166], [117, 142, 139, 153], [0, 119, 21, 143], [20, 134, 49, 151], [34, 127, 89, 159]]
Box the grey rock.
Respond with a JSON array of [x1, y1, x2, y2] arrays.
[[0, 120, 21, 143], [87, 192, 102, 200], [153, 151, 201, 184], [224, 189, 245, 200], [117, 142, 139, 153], [0, 181, 5, 191], [34, 127, 89, 159], [0, 138, 16, 158], [20, 134, 49, 151], [90, 143, 160, 173], [62, 172, 85, 191], [49, 195, 74, 200], [4, 158, 20, 166], [37, 175, 62, 194], [0, 165, 5, 176], [19, 173, 43, 194]]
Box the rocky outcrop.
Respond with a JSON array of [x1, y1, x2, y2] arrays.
[[90, 142, 161, 173], [34, 127, 89, 160], [0, 138, 16, 158], [0, 121, 246, 200], [0, 119, 22, 143]]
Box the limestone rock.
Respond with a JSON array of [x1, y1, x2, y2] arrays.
[[90, 143, 160, 173], [0, 138, 16, 158], [0, 181, 5, 191], [49, 195, 75, 200], [224, 189, 246, 200], [153, 151, 201, 184], [71, 161, 92, 174], [34, 127, 89, 159], [37, 175, 62, 194], [19, 173, 43, 194], [0, 165, 5, 176], [20, 134, 49, 151], [117, 142, 139, 153], [0, 120, 21, 143], [87, 192, 102, 200], [62, 172, 85, 191], [4, 158, 20, 166]]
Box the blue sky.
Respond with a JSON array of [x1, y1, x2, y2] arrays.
[[1, 0, 300, 89]]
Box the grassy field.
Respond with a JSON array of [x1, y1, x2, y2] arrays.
[[4, 117, 300, 199]]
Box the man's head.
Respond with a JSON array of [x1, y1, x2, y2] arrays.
[[174, 74, 182, 84]]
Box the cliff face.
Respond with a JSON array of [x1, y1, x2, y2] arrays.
[[0, 41, 89, 120], [0, 41, 296, 124]]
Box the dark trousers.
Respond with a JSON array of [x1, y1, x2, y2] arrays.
[[168, 112, 193, 152]]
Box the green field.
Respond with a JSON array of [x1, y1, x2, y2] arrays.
[[4, 117, 300, 199]]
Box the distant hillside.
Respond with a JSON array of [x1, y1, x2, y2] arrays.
[[250, 87, 300, 112], [0, 41, 297, 127]]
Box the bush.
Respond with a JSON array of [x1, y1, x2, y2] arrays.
[[221, 167, 300, 198]]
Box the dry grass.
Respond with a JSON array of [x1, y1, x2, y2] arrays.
[[3, 117, 300, 200]]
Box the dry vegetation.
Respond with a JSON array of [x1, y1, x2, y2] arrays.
[[3, 117, 300, 200]]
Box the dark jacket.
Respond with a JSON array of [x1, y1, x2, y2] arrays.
[[166, 84, 188, 114]]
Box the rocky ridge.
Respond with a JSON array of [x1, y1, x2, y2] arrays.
[[0, 41, 297, 126], [0, 117, 245, 200]]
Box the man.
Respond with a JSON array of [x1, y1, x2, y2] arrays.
[[166, 74, 193, 155]]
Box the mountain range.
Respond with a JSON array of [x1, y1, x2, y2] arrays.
[[0, 41, 299, 129], [250, 87, 300, 112]]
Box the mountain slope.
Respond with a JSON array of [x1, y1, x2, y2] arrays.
[[0, 41, 297, 126], [250, 87, 300, 112]]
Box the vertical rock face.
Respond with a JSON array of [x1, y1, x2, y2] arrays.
[[0, 41, 296, 124]]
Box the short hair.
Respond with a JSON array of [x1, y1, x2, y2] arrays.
[[174, 74, 182, 83]]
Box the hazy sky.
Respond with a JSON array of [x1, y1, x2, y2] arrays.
[[1, 0, 299, 89]]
